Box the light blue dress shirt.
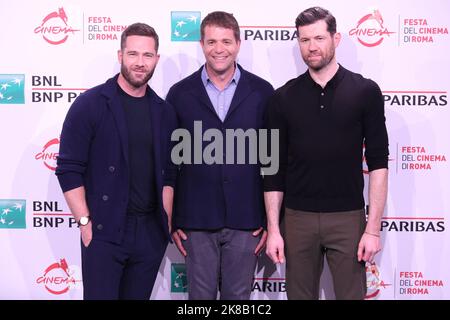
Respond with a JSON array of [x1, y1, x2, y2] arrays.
[[201, 64, 241, 122]]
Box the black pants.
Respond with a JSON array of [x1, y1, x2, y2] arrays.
[[81, 214, 167, 300]]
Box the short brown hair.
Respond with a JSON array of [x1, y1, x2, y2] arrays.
[[120, 22, 159, 52], [201, 11, 240, 42], [295, 7, 337, 35]]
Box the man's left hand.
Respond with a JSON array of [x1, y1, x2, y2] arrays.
[[357, 232, 381, 263], [253, 227, 268, 256]]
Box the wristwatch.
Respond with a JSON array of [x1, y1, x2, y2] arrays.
[[77, 216, 91, 227]]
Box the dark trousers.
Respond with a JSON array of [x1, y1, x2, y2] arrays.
[[184, 228, 260, 300], [284, 208, 367, 300], [81, 214, 167, 300]]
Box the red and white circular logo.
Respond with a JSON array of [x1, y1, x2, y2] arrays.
[[36, 258, 82, 295], [34, 7, 80, 45], [365, 263, 391, 299], [349, 10, 395, 47], [35, 138, 59, 171]]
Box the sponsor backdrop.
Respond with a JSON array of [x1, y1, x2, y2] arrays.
[[0, 0, 448, 300]]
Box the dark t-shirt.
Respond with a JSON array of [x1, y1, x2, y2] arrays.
[[118, 85, 158, 214]]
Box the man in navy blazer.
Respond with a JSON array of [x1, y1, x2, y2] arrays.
[[56, 23, 176, 300], [164, 11, 274, 300]]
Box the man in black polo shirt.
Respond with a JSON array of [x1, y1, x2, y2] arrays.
[[264, 7, 389, 300]]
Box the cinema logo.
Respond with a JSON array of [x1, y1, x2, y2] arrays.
[[31, 75, 84, 103], [365, 263, 391, 299], [36, 258, 82, 295], [85, 16, 127, 42], [252, 277, 286, 293], [381, 216, 445, 233], [399, 145, 446, 171], [402, 18, 448, 44], [34, 7, 80, 45], [399, 271, 444, 295], [383, 90, 447, 107], [32, 201, 76, 229], [35, 138, 59, 171], [349, 9, 395, 47], [241, 25, 298, 41]]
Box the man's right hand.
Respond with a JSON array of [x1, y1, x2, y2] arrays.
[[172, 229, 188, 257], [80, 223, 93, 248], [266, 231, 285, 264]]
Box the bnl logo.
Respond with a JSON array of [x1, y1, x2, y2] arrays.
[[0, 199, 26, 229], [171, 11, 201, 41], [0, 74, 25, 104], [171, 263, 188, 292]]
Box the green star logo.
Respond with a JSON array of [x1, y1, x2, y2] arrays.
[[0, 74, 25, 104], [171, 11, 201, 41], [171, 263, 188, 292], [0, 199, 26, 229]]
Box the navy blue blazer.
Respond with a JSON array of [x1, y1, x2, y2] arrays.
[[56, 74, 177, 244], [165, 65, 274, 230]]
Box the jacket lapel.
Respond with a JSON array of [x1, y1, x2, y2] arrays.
[[148, 92, 163, 193], [188, 65, 254, 121], [225, 66, 252, 121], [102, 76, 130, 165], [189, 68, 221, 120]]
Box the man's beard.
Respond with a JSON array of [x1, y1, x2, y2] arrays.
[[304, 49, 335, 71], [121, 65, 154, 88]]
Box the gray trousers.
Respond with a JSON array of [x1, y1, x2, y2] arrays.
[[184, 228, 260, 300], [284, 208, 367, 300]]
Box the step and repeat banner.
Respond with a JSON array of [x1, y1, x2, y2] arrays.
[[0, 0, 449, 300]]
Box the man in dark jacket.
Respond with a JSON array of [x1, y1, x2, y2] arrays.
[[56, 23, 176, 300], [163, 11, 274, 300]]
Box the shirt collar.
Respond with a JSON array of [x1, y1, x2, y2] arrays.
[[117, 81, 150, 99], [304, 63, 346, 90], [201, 63, 241, 88]]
